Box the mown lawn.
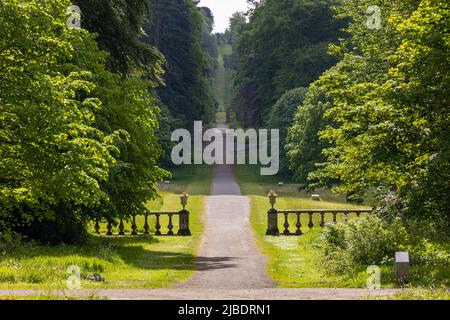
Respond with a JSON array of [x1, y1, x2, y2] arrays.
[[0, 165, 211, 290], [234, 164, 450, 289]]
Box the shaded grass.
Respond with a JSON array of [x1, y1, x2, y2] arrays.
[[0, 165, 211, 290]]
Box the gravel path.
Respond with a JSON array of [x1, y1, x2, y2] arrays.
[[178, 162, 274, 289], [0, 288, 398, 300]]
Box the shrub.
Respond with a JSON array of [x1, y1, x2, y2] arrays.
[[319, 211, 450, 277], [15, 205, 89, 245], [319, 214, 408, 274]]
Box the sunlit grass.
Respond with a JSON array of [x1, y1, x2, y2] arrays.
[[0, 165, 211, 290], [367, 288, 450, 300], [236, 165, 450, 290], [234, 164, 377, 288]]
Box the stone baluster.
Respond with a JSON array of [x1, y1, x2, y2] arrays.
[[167, 213, 174, 236], [320, 212, 325, 227], [283, 212, 290, 235], [94, 220, 100, 235], [106, 221, 113, 236], [308, 212, 314, 228], [131, 215, 137, 235], [118, 218, 125, 235], [155, 213, 161, 235], [143, 214, 150, 235], [295, 213, 303, 235]]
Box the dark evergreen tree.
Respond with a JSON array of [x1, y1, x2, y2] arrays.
[[143, 0, 215, 127], [233, 0, 347, 127]]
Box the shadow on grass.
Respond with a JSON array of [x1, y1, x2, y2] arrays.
[[7, 236, 241, 272]]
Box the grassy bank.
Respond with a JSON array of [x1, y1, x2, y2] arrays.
[[0, 165, 211, 290], [235, 164, 450, 289], [234, 164, 374, 288]]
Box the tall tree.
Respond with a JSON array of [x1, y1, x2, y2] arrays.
[[233, 0, 346, 127], [289, 0, 449, 230], [143, 0, 215, 127], [75, 0, 163, 77]]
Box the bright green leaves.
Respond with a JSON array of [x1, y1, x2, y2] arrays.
[[1, 0, 167, 239], [287, 0, 449, 229]]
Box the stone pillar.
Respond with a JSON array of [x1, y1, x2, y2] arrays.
[[178, 210, 191, 236], [266, 208, 279, 235]]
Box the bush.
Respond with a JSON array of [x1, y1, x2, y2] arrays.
[[15, 204, 89, 245], [319, 211, 450, 277], [319, 214, 408, 274]]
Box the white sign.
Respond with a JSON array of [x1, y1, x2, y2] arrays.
[[395, 251, 409, 263]]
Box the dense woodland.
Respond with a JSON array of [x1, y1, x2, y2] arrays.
[[0, 0, 218, 242], [225, 0, 449, 238], [1, 0, 449, 265]]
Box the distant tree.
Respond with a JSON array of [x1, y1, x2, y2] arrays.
[[267, 88, 307, 175], [286, 86, 331, 184], [143, 0, 215, 127], [200, 6, 219, 74], [75, 0, 162, 77], [232, 0, 346, 127]]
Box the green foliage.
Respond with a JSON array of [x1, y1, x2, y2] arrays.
[[286, 0, 449, 231], [319, 213, 450, 276], [200, 6, 219, 73], [74, 0, 163, 77], [267, 87, 307, 175], [286, 86, 331, 183], [232, 0, 346, 126], [142, 0, 215, 127], [0, 0, 167, 242], [319, 215, 408, 274], [0, 0, 113, 236]]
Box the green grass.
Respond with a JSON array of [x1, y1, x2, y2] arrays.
[[213, 45, 234, 114], [0, 293, 106, 300], [235, 164, 450, 289], [367, 288, 450, 300], [0, 165, 211, 290], [234, 164, 373, 288], [215, 111, 226, 124], [218, 45, 232, 56]]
